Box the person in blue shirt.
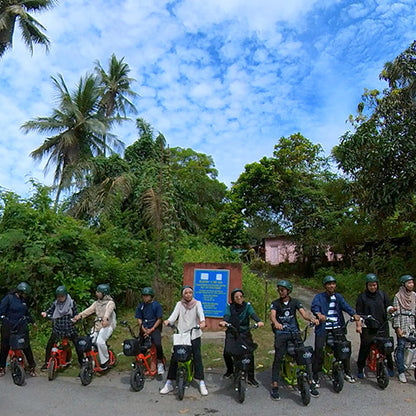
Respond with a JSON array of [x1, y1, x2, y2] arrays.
[[311, 276, 361, 386], [0, 282, 37, 377], [135, 287, 164, 375]]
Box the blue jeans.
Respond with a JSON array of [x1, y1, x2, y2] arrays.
[[395, 337, 406, 374]]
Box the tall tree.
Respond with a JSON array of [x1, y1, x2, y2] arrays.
[[0, 0, 56, 57], [334, 41, 416, 217], [23, 73, 119, 207]]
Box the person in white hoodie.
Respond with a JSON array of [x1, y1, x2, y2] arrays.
[[160, 285, 208, 396], [73, 284, 116, 369]]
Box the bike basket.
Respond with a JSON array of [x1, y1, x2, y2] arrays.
[[76, 336, 92, 352], [295, 345, 314, 365], [225, 336, 251, 357], [333, 340, 351, 360], [173, 345, 192, 362], [9, 333, 28, 350], [374, 336, 394, 355], [123, 338, 140, 356]]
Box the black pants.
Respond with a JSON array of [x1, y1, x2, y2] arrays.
[[223, 332, 255, 380], [312, 331, 351, 377], [141, 328, 164, 360], [45, 333, 84, 367], [167, 336, 204, 381], [357, 328, 394, 371], [0, 324, 36, 369]]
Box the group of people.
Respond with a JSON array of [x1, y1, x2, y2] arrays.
[[0, 273, 415, 402]]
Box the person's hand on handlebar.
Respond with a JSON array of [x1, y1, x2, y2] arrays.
[[41, 312, 47, 318], [199, 321, 206, 330], [316, 312, 326, 322], [353, 314, 362, 334], [256, 321, 265, 328], [273, 322, 283, 331]]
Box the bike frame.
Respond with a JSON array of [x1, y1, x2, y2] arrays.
[[49, 337, 71, 369]]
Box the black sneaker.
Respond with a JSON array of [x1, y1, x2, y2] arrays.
[[312, 375, 320, 388], [223, 371, 233, 379], [310, 383, 319, 397], [248, 378, 259, 387], [41, 363, 48, 372], [270, 387, 280, 401]]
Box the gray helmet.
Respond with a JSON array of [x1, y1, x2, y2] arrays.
[[96, 284, 111, 295], [16, 282, 31, 295], [276, 280, 293, 293], [56, 285, 68, 296], [323, 275, 336, 285], [141, 287, 154, 296], [365, 273, 378, 284], [400, 275, 414, 285]]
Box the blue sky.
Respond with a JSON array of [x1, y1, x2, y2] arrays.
[[1, 0, 415, 196]]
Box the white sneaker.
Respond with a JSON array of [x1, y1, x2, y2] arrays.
[[199, 380, 208, 396], [160, 381, 174, 394], [157, 362, 165, 375], [398, 373, 407, 383]]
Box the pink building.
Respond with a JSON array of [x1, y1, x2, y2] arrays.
[[264, 236, 341, 265]]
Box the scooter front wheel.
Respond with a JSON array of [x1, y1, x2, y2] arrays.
[[11, 361, 25, 386], [376, 361, 389, 389], [80, 362, 93, 386], [130, 364, 145, 392], [48, 358, 57, 381], [177, 366, 187, 400], [298, 374, 311, 405], [332, 361, 344, 393]]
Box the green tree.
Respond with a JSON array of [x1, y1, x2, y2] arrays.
[[0, 0, 56, 57], [23, 73, 119, 207], [334, 40, 416, 217]]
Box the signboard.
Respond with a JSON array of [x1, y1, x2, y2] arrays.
[[193, 269, 230, 318]]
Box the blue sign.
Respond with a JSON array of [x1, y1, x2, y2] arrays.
[[193, 269, 230, 318]]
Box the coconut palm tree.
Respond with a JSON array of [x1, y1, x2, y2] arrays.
[[22, 73, 121, 208], [0, 0, 56, 57]]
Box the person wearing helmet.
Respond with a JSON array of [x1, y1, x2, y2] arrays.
[[0, 282, 37, 377], [311, 276, 361, 386], [73, 283, 116, 369], [161, 286, 208, 396], [355, 274, 395, 379], [392, 275, 416, 383], [269, 280, 319, 401], [219, 288, 264, 387], [135, 287, 164, 376], [40, 285, 84, 371]]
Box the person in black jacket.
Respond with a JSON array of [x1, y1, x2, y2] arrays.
[[0, 282, 37, 377], [355, 273, 395, 378]]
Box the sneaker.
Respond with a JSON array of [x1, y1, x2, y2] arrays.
[[344, 373, 356, 383], [357, 371, 365, 379], [248, 378, 259, 387], [223, 371, 233, 379], [199, 380, 208, 396], [0, 367, 5, 377], [160, 381, 174, 394], [398, 372, 407, 383], [312, 376, 320, 388], [157, 362, 164, 375], [270, 387, 280, 401], [388, 369, 395, 377], [29, 368, 37, 377], [310, 383, 319, 397], [41, 363, 48, 372]]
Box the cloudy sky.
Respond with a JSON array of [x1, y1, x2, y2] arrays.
[[1, 0, 415, 196]]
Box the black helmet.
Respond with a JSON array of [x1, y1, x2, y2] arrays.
[[56, 285, 68, 296], [141, 287, 154, 296], [96, 284, 111, 295], [323, 275, 336, 285], [231, 288, 244, 301], [17, 282, 31, 295], [276, 280, 293, 293], [400, 275, 414, 285], [365, 273, 378, 284]]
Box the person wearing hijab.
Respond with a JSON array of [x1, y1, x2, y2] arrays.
[[219, 288, 264, 387], [73, 284, 116, 369], [0, 282, 37, 377], [160, 286, 208, 396], [355, 273, 395, 379], [392, 275, 416, 383], [40, 285, 83, 370]]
